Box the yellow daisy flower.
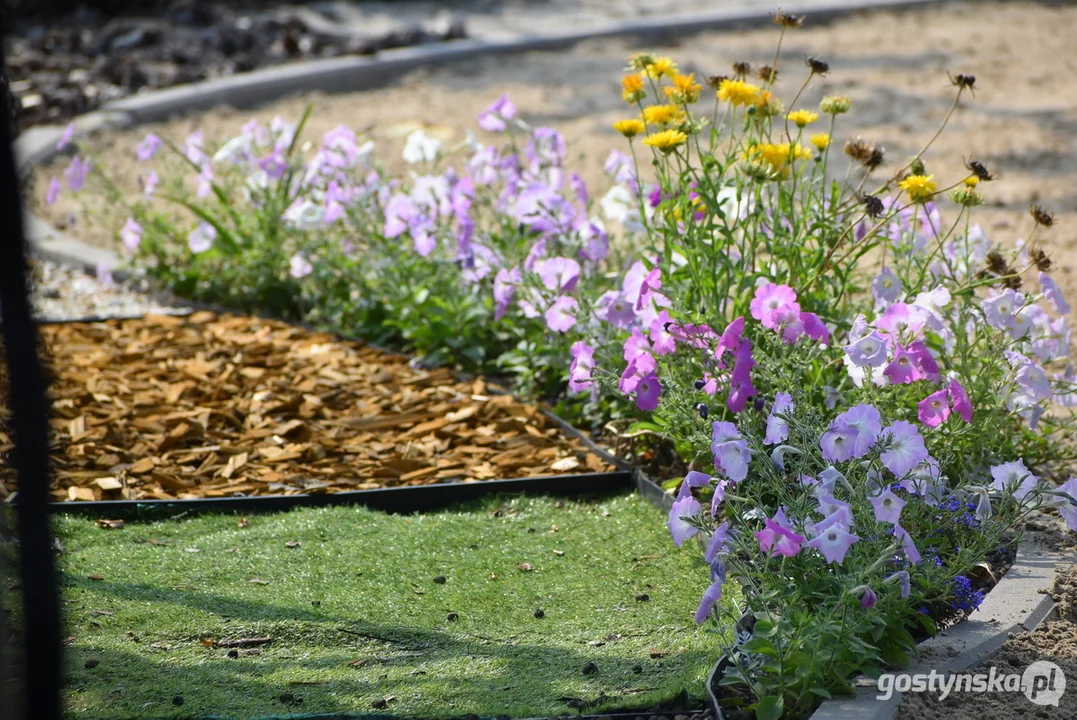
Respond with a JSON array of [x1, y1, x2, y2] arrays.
[[622, 74, 646, 104], [898, 174, 938, 203], [717, 79, 761, 107], [642, 104, 682, 126], [642, 129, 687, 152], [787, 109, 819, 128], [613, 119, 646, 138], [664, 73, 702, 103], [810, 133, 831, 151], [646, 57, 678, 79]]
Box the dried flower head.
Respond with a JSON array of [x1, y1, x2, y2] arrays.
[[844, 137, 873, 163], [756, 65, 779, 84], [948, 72, 977, 91], [1002, 274, 1023, 291], [733, 61, 752, 78], [964, 158, 996, 181], [860, 193, 884, 218], [1030, 204, 1057, 228], [806, 56, 830, 75], [985, 251, 1009, 275], [773, 9, 805, 28], [706, 74, 730, 89], [864, 146, 886, 171], [1030, 244, 1054, 272]]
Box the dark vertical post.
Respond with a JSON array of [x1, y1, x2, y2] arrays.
[[0, 43, 63, 720]]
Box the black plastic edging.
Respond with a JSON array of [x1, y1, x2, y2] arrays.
[[46, 470, 633, 517]]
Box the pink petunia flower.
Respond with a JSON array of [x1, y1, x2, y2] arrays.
[[948, 377, 974, 422], [568, 341, 595, 393], [119, 218, 142, 252], [545, 296, 578, 333], [917, 388, 951, 428], [750, 283, 799, 329], [635, 372, 662, 411], [755, 517, 805, 558]]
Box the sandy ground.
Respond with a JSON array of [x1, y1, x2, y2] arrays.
[[30, 1, 1077, 299]]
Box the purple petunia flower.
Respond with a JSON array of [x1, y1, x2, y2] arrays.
[[695, 576, 725, 624], [289, 252, 313, 279], [990, 459, 1039, 500], [56, 123, 76, 152], [892, 524, 921, 564], [46, 178, 62, 205], [668, 494, 702, 547], [726, 340, 758, 413], [1057, 478, 1077, 532], [884, 344, 927, 384], [844, 331, 889, 368], [876, 302, 927, 342], [714, 314, 744, 355], [704, 521, 731, 563], [536, 257, 581, 293], [187, 222, 216, 254], [258, 150, 288, 180], [880, 421, 928, 478], [765, 392, 794, 445], [493, 267, 521, 320], [870, 488, 906, 524], [635, 372, 662, 411], [64, 156, 91, 191], [568, 341, 595, 393], [135, 132, 162, 161], [711, 422, 750, 482], [95, 262, 114, 288], [888, 570, 912, 599], [597, 291, 636, 328], [805, 524, 859, 564], [917, 388, 951, 428], [982, 289, 1021, 331], [545, 296, 578, 333], [820, 425, 857, 463], [649, 311, 677, 355], [119, 217, 142, 252], [755, 517, 805, 558], [859, 586, 878, 609], [1040, 272, 1071, 315], [872, 266, 904, 304], [142, 170, 158, 198], [636, 266, 662, 312], [948, 377, 974, 422]]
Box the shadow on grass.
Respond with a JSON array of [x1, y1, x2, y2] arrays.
[[64, 615, 709, 719]]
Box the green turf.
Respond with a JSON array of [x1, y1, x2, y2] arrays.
[[53, 493, 732, 719]]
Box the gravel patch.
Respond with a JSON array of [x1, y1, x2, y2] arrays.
[[3, 258, 188, 323]]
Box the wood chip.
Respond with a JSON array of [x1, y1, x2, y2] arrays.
[[0, 314, 613, 501]]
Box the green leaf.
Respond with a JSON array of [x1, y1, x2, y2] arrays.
[[740, 637, 778, 657], [809, 687, 832, 699], [752, 619, 777, 638], [754, 694, 783, 720]]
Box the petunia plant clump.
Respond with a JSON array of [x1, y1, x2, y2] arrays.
[[50, 99, 638, 401], [556, 10, 1077, 720]]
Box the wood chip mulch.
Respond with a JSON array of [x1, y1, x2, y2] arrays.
[[0, 312, 613, 502]]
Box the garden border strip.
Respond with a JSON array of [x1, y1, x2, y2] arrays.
[[13, 0, 947, 275], [43, 470, 633, 517], [802, 533, 1069, 720]]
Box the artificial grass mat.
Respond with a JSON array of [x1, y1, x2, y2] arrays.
[[54, 493, 732, 719]]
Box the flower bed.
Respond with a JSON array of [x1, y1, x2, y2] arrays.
[[0, 312, 614, 503], [26, 5, 1077, 718]]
